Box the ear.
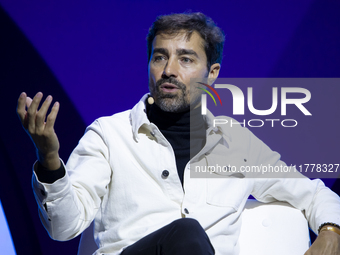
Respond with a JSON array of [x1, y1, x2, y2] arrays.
[[208, 63, 220, 82]]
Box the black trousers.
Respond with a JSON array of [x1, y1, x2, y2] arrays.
[[121, 218, 215, 255]]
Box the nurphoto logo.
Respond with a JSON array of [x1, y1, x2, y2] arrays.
[[199, 82, 312, 128]]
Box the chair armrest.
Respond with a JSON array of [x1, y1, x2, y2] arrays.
[[239, 199, 310, 255]]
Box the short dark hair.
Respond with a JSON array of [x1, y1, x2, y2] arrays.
[[146, 12, 225, 71]]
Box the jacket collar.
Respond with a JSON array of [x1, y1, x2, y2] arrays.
[[130, 94, 151, 141], [129, 93, 232, 144]]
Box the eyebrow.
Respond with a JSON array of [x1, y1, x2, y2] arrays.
[[152, 48, 169, 57], [176, 49, 199, 58], [152, 48, 199, 59]]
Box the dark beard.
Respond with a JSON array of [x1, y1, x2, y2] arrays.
[[151, 77, 189, 113]]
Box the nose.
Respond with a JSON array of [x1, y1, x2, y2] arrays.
[[162, 58, 178, 78]]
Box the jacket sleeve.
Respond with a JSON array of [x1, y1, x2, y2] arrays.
[[32, 119, 112, 241], [247, 128, 340, 234]]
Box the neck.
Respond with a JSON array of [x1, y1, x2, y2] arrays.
[[147, 103, 204, 130]]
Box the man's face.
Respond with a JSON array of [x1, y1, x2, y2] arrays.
[[148, 31, 220, 113]]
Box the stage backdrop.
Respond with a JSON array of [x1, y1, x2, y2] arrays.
[[0, 0, 339, 254]]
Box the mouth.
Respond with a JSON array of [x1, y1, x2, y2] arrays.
[[159, 83, 180, 93]]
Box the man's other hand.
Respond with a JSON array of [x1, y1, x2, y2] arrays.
[[17, 92, 61, 170], [305, 230, 340, 255]]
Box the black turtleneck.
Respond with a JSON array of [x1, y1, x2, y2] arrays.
[[147, 103, 206, 186]]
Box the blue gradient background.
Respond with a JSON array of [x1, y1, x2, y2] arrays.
[[0, 0, 339, 254]]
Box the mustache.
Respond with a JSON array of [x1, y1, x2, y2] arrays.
[[156, 77, 186, 90]]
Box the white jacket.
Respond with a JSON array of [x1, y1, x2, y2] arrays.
[[32, 94, 340, 255]]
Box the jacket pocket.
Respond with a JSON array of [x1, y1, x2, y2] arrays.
[[206, 177, 247, 211]]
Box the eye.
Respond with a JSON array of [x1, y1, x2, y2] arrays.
[[154, 55, 166, 62], [181, 57, 193, 63]]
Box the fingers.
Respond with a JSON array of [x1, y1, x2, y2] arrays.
[[36, 95, 53, 133], [17, 92, 59, 135], [17, 92, 27, 125], [45, 101, 60, 130], [26, 96, 32, 108], [27, 92, 43, 133]]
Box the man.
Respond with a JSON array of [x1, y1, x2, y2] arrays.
[[17, 12, 340, 255]]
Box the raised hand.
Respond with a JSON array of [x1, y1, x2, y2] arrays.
[[17, 92, 61, 170]]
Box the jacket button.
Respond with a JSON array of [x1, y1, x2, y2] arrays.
[[161, 170, 169, 178], [184, 208, 189, 214]]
